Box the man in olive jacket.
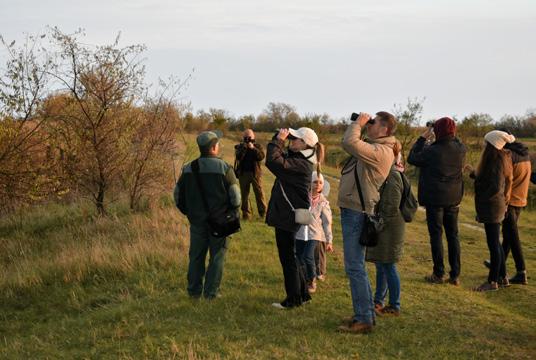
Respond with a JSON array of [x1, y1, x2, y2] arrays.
[[174, 131, 241, 299], [408, 117, 466, 285], [337, 111, 397, 334], [234, 129, 267, 219]]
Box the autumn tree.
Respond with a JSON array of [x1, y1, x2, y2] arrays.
[[46, 28, 146, 215], [0, 33, 55, 211]]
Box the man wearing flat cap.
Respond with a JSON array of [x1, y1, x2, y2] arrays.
[[174, 131, 241, 299], [408, 117, 466, 286]]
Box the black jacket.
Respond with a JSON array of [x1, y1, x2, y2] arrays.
[[234, 143, 265, 176], [265, 138, 313, 232], [408, 136, 466, 207]]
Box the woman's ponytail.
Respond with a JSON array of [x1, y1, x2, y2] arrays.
[[315, 142, 325, 175]]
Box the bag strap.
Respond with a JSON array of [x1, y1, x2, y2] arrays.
[[278, 181, 295, 211], [191, 159, 211, 214], [353, 161, 387, 214], [353, 163, 367, 212]]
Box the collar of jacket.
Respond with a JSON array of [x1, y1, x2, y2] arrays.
[[368, 135, 396, 146]]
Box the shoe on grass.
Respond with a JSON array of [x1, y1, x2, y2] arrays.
[[374, 303, 384, 316], [337, 320, 373, 334], [380, 305, 400, 317], [509, 271, 528, 285], [448, 277, 460, 286], [472, 281, 499, 292], [424, 273, 445, 284], [308, 279, 317, 293], [498, 277, 511, 288]]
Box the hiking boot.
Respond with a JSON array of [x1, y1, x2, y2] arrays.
[[448, 277, 460, 286], [374, 303, 384, 316], [472, 281, 499, 292], [483, 259, 491, 269], [338, 320, 373, 334], [308, 279, 317, 293], [380, 305, 400, 317], [498, 277, 511, 288], [424, 273, 445, 284], [509, 271, 528, 285]]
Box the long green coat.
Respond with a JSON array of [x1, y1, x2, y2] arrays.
[[366, 168, 406, 263]]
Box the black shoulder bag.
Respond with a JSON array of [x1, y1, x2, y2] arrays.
[[191, 159, 241, 238], [354, 164, 385, 247]]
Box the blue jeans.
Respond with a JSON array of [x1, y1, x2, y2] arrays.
[[295, 239, 318, 281], [341, 208, 374, 325], [374, 262, 401, 310]]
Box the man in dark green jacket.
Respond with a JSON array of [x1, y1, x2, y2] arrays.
[[174, 131, 241, 299]]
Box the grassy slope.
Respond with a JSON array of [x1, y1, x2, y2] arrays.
[[0, 135, 535, 359]]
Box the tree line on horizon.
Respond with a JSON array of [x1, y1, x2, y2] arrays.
[[1, 28, 535, 215]]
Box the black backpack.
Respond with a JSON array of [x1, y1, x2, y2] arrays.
[[399, 172, 419, 222]]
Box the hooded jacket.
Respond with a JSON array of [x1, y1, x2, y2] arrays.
[[504, 142, 532, 207]]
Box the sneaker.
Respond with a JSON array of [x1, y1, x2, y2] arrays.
[[424, 273, 445, 284], [509, 271, 528, 285], [374, 303, 384, 316], [380, 305, 400, 317], [472, 281, 499, 292], [337, 320, 373, 334], [272, 300, 295, 309], [448, 277, 460, 286], [483, 259, 491, 269]]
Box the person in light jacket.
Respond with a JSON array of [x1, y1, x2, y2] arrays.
[[295, 172, 333, 294]]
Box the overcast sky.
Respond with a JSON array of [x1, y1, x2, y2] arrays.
[[2, 0, 535, 122]]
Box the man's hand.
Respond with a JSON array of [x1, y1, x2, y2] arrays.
[[277, 128, 289, 141], [422, 127, 434, 140], [326, 243, 333, 253], [358, 113, 372, 127], [247, 141, 254, 149]]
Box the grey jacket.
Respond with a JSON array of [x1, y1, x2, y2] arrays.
[[295, 194, 333, 243]]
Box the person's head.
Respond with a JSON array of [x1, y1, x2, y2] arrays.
[[311, 171, 324, 194], [476, 130, 515, 177], [243, 129, 255, 143], [197, 131, 220, 157], [365, 111, 397, 140], [288, 127, 325, 173], [433, 117, 456, 140]]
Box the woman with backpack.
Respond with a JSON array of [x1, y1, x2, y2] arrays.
[[470, 130, 514, 292], [366, 141, 410, 316], [265, 127, 324, 309]]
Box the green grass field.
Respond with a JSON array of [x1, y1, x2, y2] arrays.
[[0, 135, 535, 359]]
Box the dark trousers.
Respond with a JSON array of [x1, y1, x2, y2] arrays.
[[425, 206, 461, 279], [187, 223, 228, 298], [315, 241, 327, 276], [502, 206, 526, 272], [275, 228, 310, 306], [295, 239, 318, 282], [239, 171, 266, 218], [485, 223, 507, 283]]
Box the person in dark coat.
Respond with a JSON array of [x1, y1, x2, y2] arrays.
[[408, 117, 466, 285], [265, 127, 324, 309], [366, 141, 406, 317], [234, 129, 267, 220], [470, 130, 514, 292]]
